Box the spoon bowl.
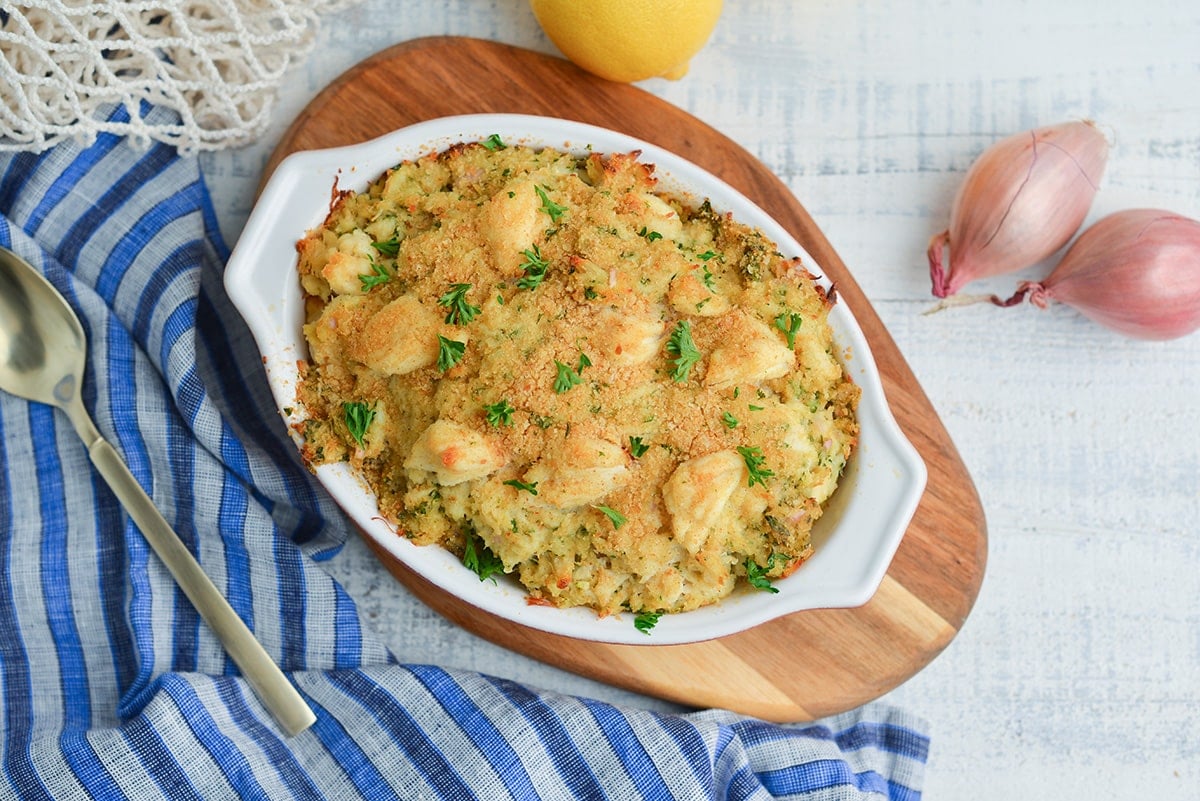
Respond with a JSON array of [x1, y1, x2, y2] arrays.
[[0, 249, 85, 409], [0, 245, 315, 737]]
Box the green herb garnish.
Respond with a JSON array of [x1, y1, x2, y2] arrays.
[[553, 360, 582, 393], [697, 250, 717, 261], [463, 529, 505, 583], [535, 185, 567, 222], [480, 133, 506, 151], [342, 401, 376, 447], [774, 311, 803, 349], [576, 351, 592, 374], [745, 554, 780, 594], [358, 259, 391, 291], [436, 335, 465, 371], [437, 283, 482, 325], [484, 399, 515, 427], [634, 612, 661, 634], [736, 445, 774, 488], [629, 436, 649, 459], [638, 226, 663, 242], [504, 479, 539, 495], [721, 411, 739, 429], [594, 505, 627, 530], [371, 236, 400, 257], [665, 320, 701, 382], [517, 244, 549, 290]]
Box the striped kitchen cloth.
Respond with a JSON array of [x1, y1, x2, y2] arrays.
[[0, 105, 929, 800]]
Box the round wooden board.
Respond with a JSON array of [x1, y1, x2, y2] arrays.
[[267, 36, 987, 721]]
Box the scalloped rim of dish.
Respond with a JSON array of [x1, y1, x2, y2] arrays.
[[224, 113, 926, 646]]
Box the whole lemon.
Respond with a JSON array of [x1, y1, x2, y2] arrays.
[[529, 0, 723, 83]]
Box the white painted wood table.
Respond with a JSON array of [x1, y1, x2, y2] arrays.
[[201, 2, 1200, 798]]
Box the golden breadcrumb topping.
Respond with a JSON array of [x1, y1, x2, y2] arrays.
[[294, 139, 859, 617]]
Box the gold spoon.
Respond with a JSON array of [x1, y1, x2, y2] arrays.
[[0, 245, 315, 737]]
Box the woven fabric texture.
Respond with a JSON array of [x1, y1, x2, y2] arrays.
[[0, 0, 356, 154], [0, 105, 929, 799]]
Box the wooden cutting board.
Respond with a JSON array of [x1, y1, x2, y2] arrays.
[[267, 36, 987, 722]]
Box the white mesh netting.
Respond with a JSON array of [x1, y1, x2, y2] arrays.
[[1, 0, 359, 154]]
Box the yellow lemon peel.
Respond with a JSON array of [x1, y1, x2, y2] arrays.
[[530, 0, 723, 83]]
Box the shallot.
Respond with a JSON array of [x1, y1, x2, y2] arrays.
[[929, 120, 1109, 298], [995, 209, 1200, 340]]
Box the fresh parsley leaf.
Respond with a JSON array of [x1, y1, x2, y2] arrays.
[[342, 401, 376, 447], [745, 554, 780, 594], [736, 445, 775, 488], [517, 244, 549, 290], [484, 399, 515, 427], [436, 335, 465, 371], [576, 351, 592, 373], [480, 133, 506, 151], [583, 286, 599, 300], [774, 311, 803, 349], [701, 264, 716, 291], [629, 436, 649, 459], [535, 185, 567, 222], [593, 505, 627, 529], [637, 226, 663, 242], [463, 529, 505, 582], [438, 283, 481, 325], [721, 411, 739, 429], [634, 612, 661, 634], [553, 360, 582, 393], [358, 258, 391, 291], [503, 479, 539, 495], [371, 236, 400, 257], [665, 320, 701, 382], [697, 250, 717, 261]]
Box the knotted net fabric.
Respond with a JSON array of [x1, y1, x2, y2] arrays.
[[0, 100, 930, 801], [0, 0, 358, 154]]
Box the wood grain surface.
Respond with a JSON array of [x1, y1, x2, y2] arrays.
[[267, 36, 987, 721]]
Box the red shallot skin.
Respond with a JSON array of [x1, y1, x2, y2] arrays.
[[929, 120, 1109, 298], [1003, 209, 1200, 340]]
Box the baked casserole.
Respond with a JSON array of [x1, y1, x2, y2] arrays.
[[293, 138, 860, 618]]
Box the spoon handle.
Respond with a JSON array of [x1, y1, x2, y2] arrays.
[[86, 435, 317, 737]]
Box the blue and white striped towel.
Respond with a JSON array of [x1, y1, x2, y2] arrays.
[[0, 106, 929, 800]]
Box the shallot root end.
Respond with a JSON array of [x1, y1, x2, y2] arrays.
[[927, 230, 951, 298], [991, 282, 1048, 308]]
